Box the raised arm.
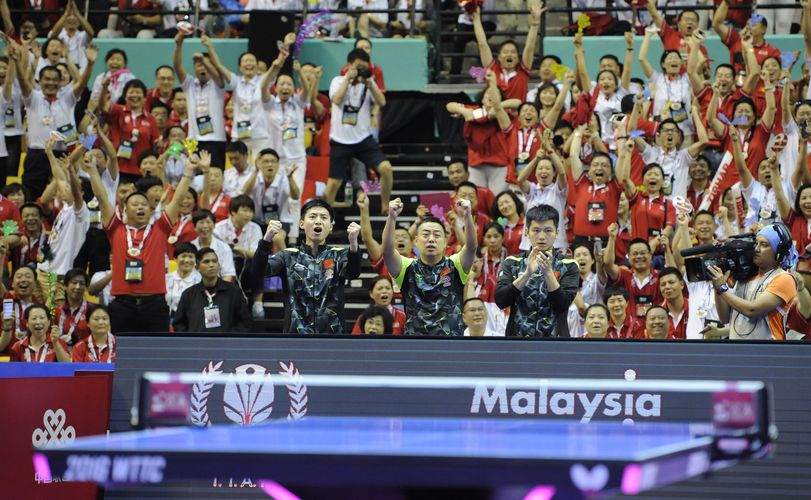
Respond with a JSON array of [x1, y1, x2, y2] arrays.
[[687, 104, 708, 157], [729, 126, 753, 187], [381, 198, 405, 279], [638, 30, 656, 79], [646, 0, 664, 29], [603, 222, 620, 281], [73, 0, 95, 37], [94, 116, 119, 181], [616, 138, 637, 198], [261, 48, 288, 103], [471, 7, 493, 67], [173, 31, 188, 84], [201, 34, 232, 84], [761, 72, 776, 129], [356, 192, 381, 261], [331, 68, 354, 107], [769, 156, 791, 221], [485, 71, 511, 131], [10, 43, 32, 97], [456, 198, 476, 272], [792, 139, 811, 190], [711, 0, 731, 42], [522, 0, 545, 69], [569, 126, 585, 180], [66, 158, 84, 211], [804, 0, 811, 57], [621, 31, 633, 90], [741, 38, 761, 95], [82, 155, 114, 226], [707, 84, 726, 137], [573, 34, 590, 92], [164, 154, 197, 223], [542, 72, 575, 128], [0, 0, 12, 36], [782, 72, 793, 128], [686, 35, 706, 94], [72, 44, 97, 100]]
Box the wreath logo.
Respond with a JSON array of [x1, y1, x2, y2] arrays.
[[190, 360, 308, 427]]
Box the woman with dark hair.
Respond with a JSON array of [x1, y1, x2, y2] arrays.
[[491, 191, 524, 255], [568, 242, 607, 338], [478, 222, 505, 301], [351, 276, 405, 335], [54, 268, 91, 346], [8, 304, 70, 362], [357, 305, 393, 335], [639, 29, 694, 136], [101, 77, 160, 177], [71, 304, 116, 363]]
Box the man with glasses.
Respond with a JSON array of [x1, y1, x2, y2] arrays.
[[629, 117, 708, 200], [495, 204, 579, 337], [604, 228, 663, 321]]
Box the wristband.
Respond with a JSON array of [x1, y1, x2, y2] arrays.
[[716, 283, 730, 294]]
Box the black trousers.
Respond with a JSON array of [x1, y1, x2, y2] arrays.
[[109, 294, 170, 334], [0, 134, 22, 190], [22, 149, 53, 200], [73, 227, 112, 276], [197, 141, 226, 170]]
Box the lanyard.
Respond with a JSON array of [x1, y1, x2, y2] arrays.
[[345, 83, 368, 109], [126, 219, 155, 257], [49, 210, 69, 244], [87, 333, 115, 363], [663, 75, 687, 105], [22, 232, 45, 265], [204, 289, 217, 306], [518, 128, 536, 156], [24, 341, 48, 362], [129, 112, 141, 140], [172, 213, 191, 237], [210, 191, 226, 215], [59, 300, 88, 340]]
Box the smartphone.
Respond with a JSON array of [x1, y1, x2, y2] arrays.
[[800, 120, 810, 140], [594, 238, 603, 256], [3, 299, 13, 318]]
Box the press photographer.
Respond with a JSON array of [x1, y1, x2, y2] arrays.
[[704, 223, 799, 340]]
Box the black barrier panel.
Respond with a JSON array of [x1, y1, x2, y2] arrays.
[[108, 336, 811, 499]]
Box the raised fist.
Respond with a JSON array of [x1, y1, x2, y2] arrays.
[[388, 198, 404, 218], [264, 220, 283, 242]]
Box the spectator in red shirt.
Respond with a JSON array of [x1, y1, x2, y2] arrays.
[[9, 304, 70, 362], [54, 268, 91, 347], [447, 159, 495, 215], [491, 191, 524, 255], [351, 276, 405, 335], [71, 304, 116, 363], [146, 65, 175, 111], [101, 78, 161, 178], [713, 2, 781, 74], [646, 0, 707, 62], [603, 286, 641, 339], [627, 163, 676, 247], [659, 267, 688, 339], [605, 229, 663, 320], [686, 156, 712, 210], [644, 305, 671, 339], [83, 144, 196, 334], [356, 305, 393, 335], [773, 142, 811, 258], [471, 3, 543, 101]]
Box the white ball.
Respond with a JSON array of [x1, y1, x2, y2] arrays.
[[624, 369, 637, 381]]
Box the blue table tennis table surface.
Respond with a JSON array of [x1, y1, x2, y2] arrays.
[[55, 416, 713, 463]]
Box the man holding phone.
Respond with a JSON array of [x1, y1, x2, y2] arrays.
[[495, 204, 579, 337]]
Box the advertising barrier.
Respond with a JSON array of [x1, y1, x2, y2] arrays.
[[108, 335, 811, 499]]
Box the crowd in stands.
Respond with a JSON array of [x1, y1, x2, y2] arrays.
[[0, 0, 809, 365]]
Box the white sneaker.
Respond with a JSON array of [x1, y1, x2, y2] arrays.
[[252, 301, 264, 319]]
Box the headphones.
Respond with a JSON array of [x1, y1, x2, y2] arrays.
[[769, 222, 793, 264]]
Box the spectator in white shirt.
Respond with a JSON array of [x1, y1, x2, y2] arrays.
[[347, 0, 388, 38], [223, 141, 255, 197], [11, 41, 96, 199], [174, 32, 227, 167], [462, 297, 506, 337], [326, 48, 393, 214], [203, 33, 285, 164], [165, 242, 201, 316], [49, 0, 94, 71], [37, 139, 90, 310], [213, 194, 264, 317], [191, 209, 237, 282], [90, 48, 136, 105], [244, 148, 299, 243]]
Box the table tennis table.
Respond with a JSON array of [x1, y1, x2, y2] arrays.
[[33, 375, 776, 499]]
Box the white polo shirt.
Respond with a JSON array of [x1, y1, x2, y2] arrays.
[[214, 218, 262, 255], [229, 74, 269, 140], [641, 144, 694, 200], [250, 171, 291, 223], [329, 76, 374, 145], [165, 269, 201, 313], [223, 165, 256, 198], [54, 29, 89, 71], [182, 74, 226, 142], [37, 202, 90, 275], [191, 236, 237, 279], [90, 70, 137, 104], [88, 169, 119, 229], [267, 94, 306, 160], [24, 86, 78, 150]]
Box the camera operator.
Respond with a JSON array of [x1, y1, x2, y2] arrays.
[[708, 223, 799, 340]]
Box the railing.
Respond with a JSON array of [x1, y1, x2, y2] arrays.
[[8, 1, 802, 85]]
